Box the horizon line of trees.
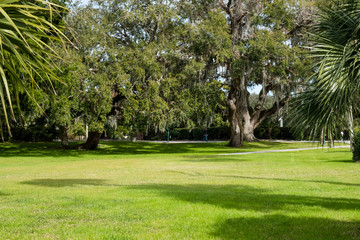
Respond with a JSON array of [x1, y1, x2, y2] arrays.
[[2, 0, 359, 155]]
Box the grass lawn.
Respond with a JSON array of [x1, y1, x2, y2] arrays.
[[0, 141, 359, 239]]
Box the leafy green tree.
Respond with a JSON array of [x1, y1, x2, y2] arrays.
[[213, 0, 313, 146], [11, 0, 312, 148], [49, 4, 127, 149], [75, 0, 310, 146], [47, 46, 85, 148], [83, 0, 228, 140]]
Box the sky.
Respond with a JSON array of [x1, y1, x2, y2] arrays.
[[78, 0, 89, 5], [248, 85, 262, 94]]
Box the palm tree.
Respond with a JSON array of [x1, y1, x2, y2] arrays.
[[291, 0, 360, 153], [0, 0, 69, 139]]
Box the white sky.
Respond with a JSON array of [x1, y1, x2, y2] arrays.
[[248, 85, 262, 94], [78, 0, 89, 5]]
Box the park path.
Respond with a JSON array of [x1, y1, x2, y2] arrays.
[[218, 145, 350, 156]]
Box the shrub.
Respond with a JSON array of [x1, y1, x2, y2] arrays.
[[352, 130, 360, 162], [254, 127, 296, 140], [165, 127, 230, 140], [146, 126, 299, 141], [7, 124, 56, 142], [191, 128, 204, 140]]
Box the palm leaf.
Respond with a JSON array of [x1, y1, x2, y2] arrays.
[[291, 0, 360, 144], [0, 0, 70, 138]]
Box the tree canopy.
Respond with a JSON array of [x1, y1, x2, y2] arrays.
[[1, 0, 329, 150]]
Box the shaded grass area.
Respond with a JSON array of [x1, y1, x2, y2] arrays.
[[127, 183, 360, 211], [21, 179, 108, 188], [213, 215, 359, 240], [0, 140, 343, 158], [0, 141, 359, 239]]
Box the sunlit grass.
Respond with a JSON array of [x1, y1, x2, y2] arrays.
[[0, 141, 358, 239]]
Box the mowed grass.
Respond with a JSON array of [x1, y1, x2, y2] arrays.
[[0, 141, 359, 239]]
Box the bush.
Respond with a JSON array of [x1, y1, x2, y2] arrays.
[[208, 126, 230, 140], [352, 130, 360, 162], [7, 124, 56, 142], [146, 126, 298, 141], [166, 127, 230, 140], [254, 127, 295, 140], [278, 127, 296, 140], [191, 128, 204, 140], [179, 128, 191, 140]]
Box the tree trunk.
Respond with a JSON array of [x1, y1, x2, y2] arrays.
[[82, 131, 101, 150], [238, 71, 258, 142], [136, 129, 143, 141], [228, 95, 243, 147], [229, 114, 243, 147], [268, 128, 272, 139], [85, 124, 89, 139], [328, 126, 334, 148], [349, 105, 354, 152], [156, 131, 162, 141], [320, 129, 324, 145], [228, 110, 242, 147], [60, 125, 69, 149], [243, 117, 258, 142]]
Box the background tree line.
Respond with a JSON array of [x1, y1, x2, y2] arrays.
[[2, 0, 342, 150]]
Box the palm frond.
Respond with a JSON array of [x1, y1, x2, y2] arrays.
[[291, 0, 360, 142], [0, 0, 69, 136]]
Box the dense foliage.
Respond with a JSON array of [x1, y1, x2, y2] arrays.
[[0, 0, 69, 140], [1, 0, 334, 150], [291, 0, 360, 154], [353, 130, 360, 161], [46, 0, 230, 148]]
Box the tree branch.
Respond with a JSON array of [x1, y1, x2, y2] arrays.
[[218, 0, 232, 18], [288, 19, 312, 37], [249, 82, 272, 123], [254, 96, 290, 129], [149, 20, 158, 42], [227, 0, 232, 9]]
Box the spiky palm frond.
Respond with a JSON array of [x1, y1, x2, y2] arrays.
[[291, 0, 360, 141], [0, 0, 69, 139]]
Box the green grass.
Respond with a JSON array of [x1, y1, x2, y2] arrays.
[[0, 141, 359, 239]]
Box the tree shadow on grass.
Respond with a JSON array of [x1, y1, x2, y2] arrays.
[[128, 184, 360, 239], [212, 214, 360, 240], [21, 179, 108, 187], [166, 171, 360, 188], [128, 184, 360, 212], [18, 180, 360, 239], [0, 191, 9, 196], [213, 174, 360, 187], [182, 150, 352, 163], [0, 141, 314, 158], [326, 159, 355, 163], [0, 142, 220, 158], [182, 155, 251, 162]]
